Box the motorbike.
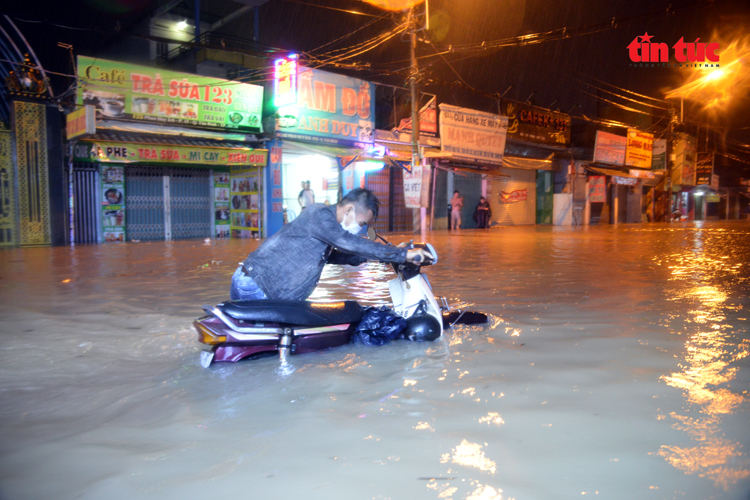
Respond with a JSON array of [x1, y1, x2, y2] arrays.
[[194, 229, 487, 368]]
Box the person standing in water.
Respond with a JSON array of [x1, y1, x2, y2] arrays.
[[450, 190, 464, 230]]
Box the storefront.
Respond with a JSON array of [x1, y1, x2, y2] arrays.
[[498, 100, 571, 225], [70, 137, 267, 242], [267, 57, 375, 224], [68, 56, 268, 243], [430, 104, 509, 229]]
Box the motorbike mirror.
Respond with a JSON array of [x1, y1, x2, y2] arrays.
[[367, 227, 377, 241]]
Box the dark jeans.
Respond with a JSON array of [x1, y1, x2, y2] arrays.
[[230, 266, 268, 301]]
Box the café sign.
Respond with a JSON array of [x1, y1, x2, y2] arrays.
[[76, 56, 263, 133], [73, 141, 267, 167], [501, 100, 570, 146]]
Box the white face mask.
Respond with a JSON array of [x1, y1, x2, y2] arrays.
[[341, 210, 361, 235]]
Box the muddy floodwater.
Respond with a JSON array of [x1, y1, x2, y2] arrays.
[[1, 222, 749, 500]]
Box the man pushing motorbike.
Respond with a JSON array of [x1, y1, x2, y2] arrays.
[[231, 188, 431, 301]]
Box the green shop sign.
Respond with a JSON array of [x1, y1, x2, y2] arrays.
[[73, 141, 267, 167], [76, 56, 263, 133]]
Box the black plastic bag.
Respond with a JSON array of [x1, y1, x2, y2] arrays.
[[353, 306, 407, 346]]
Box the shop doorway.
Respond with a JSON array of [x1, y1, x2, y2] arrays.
[[126, 165, 211, 241], [536, 171, 553, 224]]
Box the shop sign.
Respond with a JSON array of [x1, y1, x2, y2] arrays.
[[613, 176, 639, 186], [230, 164, 261, 237], [73, 141, 267, 167], [711, 174, 720, 190], [264, 141, 285, 237], [674, 132, 696, 186], [397, 96, 437, 137], [76, 56, 263, 133], [625, 129, 653, 169], [696, 152, 714, 185], [501, 100, 570, 146], [588, 176, 606, 202], [651, 139, 667, 170], [403, 164, 422, 208], [101, 165, 125, 242], [66, 105, 95, 140], [213, 172, 230, 239], [499, 189, 527, 203], [594, 131, 626, 165], [274, 54, 298, 107], [274, 67, 375, 147], [439, 104, 508, 165]]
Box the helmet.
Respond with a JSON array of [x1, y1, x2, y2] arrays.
[[404, 313, 441, 342]]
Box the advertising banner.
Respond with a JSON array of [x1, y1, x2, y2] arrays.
[[213, 172, 230, 239], [72, 141, 266, 167], [397, 96, 437, 137], [274, 67, 375, 148], [501, 100, 570, 146], [588, 176, 607, 203], [265, 140, 285, 237], [499, 189, 528, 203], [594, 131, 626, 165], [674, 133, 696, 186], [625, 129, 654, 169], [101, 165, 125, 242], [403, 164, 422, 208], [77, 56, 263, 133], [696, 152, 714, 185], [439, 104, 508, 165], [230, 164, 261, 238], [652, 139, 667, 170]]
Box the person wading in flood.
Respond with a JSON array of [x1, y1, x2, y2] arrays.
[[231, 188, 431, 301], [450, 190, 464, 230]]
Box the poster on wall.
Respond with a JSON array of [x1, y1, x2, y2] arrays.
[[403, 164, 422, 208], [77, 56, 264, 133], [588, 176, 607, 203], [625, 129, 653, 169], [651, 139, 667, 170], [594, 131, 626, 165], [230, 165, 261, 238], [101, 165, 125, 242], [213, 172, 230, 239]]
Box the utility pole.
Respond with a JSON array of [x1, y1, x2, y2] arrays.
[[408, 7, 421, 234]]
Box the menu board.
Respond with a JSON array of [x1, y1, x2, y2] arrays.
[[230, 165, 261, 238], [213, 172, 230, 239], [101, 165, 125, 242]]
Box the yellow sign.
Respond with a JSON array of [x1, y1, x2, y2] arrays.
[[66, 105, 96, 140]]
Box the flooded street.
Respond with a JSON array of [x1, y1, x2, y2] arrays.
[[1, 222, 749, 500]]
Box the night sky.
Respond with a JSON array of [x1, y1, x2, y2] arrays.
[[3, 0, 749, 174]]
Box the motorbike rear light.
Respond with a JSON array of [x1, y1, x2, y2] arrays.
[[194, 320, 226, 345]]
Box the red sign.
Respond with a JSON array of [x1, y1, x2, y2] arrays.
[[499, 189, 527, 204], [588, 176, 606, 203]]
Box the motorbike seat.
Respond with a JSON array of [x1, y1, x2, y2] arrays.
[[218, 300, 364, 327]]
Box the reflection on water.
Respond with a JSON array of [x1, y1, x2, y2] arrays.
[[441, 440, 497, 474], [655, 227, 750, 489], [1, 223, 749, 500]]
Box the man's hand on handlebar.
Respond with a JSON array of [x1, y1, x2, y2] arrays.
[[406, 248, 432, 265]]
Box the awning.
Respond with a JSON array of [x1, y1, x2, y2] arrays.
[[76, 131, 252, 149], [73, 132, 267, 167], [280, 140, 365, 158], [586, 165, 666, 187]]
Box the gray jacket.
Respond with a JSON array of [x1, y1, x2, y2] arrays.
[[243, 203, 407, 300]]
